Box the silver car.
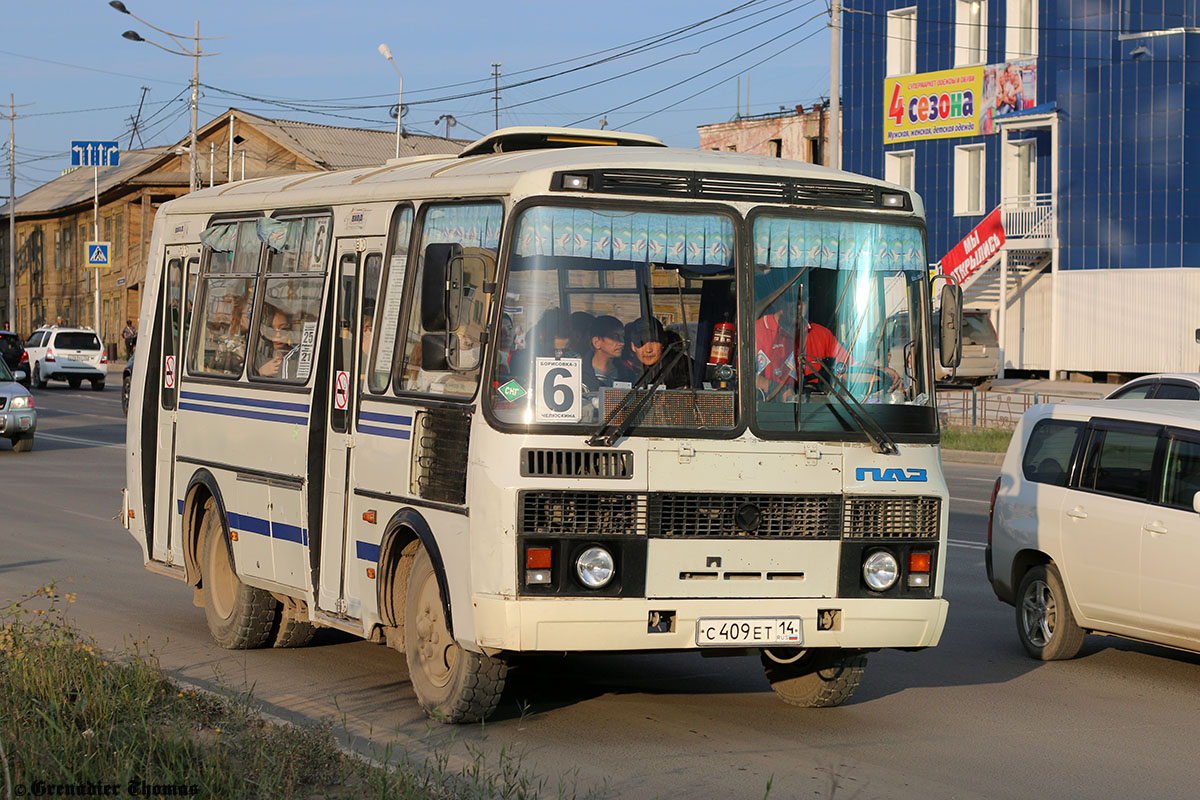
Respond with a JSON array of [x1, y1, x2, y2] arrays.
[[0, 357, 36, 452]]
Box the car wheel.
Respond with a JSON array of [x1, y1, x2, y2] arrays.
[[32, 363, 47, 389], [91, 379, 105, 392], [11, 435, 34, 453], [402, 540, 507, 723], [761, 648, 868, 708], [199, 498, 277, 649], [1016, 564, 1085, 660], [68, 377, 82, 389], [121, 373, 132, 415]]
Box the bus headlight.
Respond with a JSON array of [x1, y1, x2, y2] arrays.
[[575, 546, 615, 589], [862, 550, 899, 592]]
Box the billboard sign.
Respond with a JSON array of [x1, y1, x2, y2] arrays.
[[883, 66, 983, 144], [883, 58, 1038, 144], [940, 208, 1006, 285]]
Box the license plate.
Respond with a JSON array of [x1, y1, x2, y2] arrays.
[[695, 617, 803, 647]]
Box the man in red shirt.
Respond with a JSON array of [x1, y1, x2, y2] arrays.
[[755, 288, 850, 400]]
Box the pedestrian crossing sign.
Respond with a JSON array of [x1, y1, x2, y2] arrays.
[[86, 241, 110, 269]]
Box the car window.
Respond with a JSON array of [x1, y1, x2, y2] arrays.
[[0, 335, 20, 360], [961, 314, 998, 346], [53, 332, 102, 350], [1154, 382, 1200, 400], [1079, 426, 1160, 501], [1109, 382, 1154, 400], [1022, 419, 1084, 486], [26, 332, 44, 348], [1160, 435, 1200, 509]]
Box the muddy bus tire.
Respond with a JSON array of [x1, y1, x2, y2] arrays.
[[199, 499, 277, 650], [271, 614, 317, 648], [403, 541, 506, 723], [761, 648, 868, 708]]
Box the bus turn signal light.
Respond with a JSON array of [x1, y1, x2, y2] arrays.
[[909, 552, 932, 572], [526, 547, 552, 569]]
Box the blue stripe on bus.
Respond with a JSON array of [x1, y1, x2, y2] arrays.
[[271, 521, 305, 545], [358, 424, 412, 440], [356, 541, 380, 563], [180, 391, 310, 414], [359, 410, 414, 426], [177, 499, 184, 516], [179, 402, 307, 426], [226, 511, 308, 545]]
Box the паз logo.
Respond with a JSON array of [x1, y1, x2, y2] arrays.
[[856, 467, 928, 482]]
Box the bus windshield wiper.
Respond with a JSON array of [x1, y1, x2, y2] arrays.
[[803, 358, 899, 455], [586, 341, 687, 448]]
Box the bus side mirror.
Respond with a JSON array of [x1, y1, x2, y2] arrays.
[[420, 332, 455, 372], [421, 242, 462, 333], [939, 283, 963, 369]]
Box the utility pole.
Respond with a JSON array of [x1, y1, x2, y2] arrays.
[[828, 0, 841, 170], [491, 63, 502, 131], [128, 86, 150, 148], [7, 95, 15, 332]]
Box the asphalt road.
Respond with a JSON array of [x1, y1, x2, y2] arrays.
[[3, 384, 1200, 799]]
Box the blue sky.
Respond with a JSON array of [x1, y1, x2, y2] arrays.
[[2, 0, 832, 195]]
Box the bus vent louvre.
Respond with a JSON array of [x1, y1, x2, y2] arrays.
[[843, 496, 941, 539], [521, 448, 634, 479], [411, 408, 471, 505]]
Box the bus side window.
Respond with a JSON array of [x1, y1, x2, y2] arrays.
[[396, 202, 501, 397], [369, 206, 414, 394], [163, 257, 183, 410], [191, 220, 260, 378]]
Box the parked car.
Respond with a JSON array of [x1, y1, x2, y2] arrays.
[[0, 330, 30, 387], [987, 400, 1200, 660], [122, 352, 135, 415], [1105, 373, 1200, 401], [0, 356, 36, 452], [24, 326, 107, 390], [886, 309, 1000, 385]]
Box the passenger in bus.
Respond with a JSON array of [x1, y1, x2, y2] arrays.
[[626, 317, 692, 388], [494, 313, 515, 378], [359, 301, 375, 378], [582, 315, 625, 391], [255, 305, 306, 380], [508, 307, 578, 377], [568, 311, 595, 358]]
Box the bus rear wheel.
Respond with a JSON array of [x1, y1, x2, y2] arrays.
[[402, 541, 506, 723], [199, 499, 277, 649], [760, 648, 868, 708]]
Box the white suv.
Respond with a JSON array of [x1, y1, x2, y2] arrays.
[[24, 326, 108, 391], [987, 400, 1200, 660]]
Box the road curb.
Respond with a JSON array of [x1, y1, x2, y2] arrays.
[[941, 449, 1005, 465]]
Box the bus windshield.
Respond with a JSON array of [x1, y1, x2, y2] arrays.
[[490, 204, 739, 433], [750, 213, 936, 438]]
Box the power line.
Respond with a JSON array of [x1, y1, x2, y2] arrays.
[[0, 47, 187, 86]]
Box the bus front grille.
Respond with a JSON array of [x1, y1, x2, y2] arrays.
[[843, 496, 941, 539], [519, 492, 939, 539]]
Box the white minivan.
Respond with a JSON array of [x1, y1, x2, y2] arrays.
[[987, 400, 1200, 659]]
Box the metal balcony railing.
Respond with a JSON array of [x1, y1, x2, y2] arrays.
[[1002, 193, 1055, 240]]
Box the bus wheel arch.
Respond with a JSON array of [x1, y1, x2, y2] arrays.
[[377, 509, 453, 645], [181, 470, 228, 588]]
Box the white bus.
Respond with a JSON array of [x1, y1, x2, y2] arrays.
[[123, 127, 964, 723]]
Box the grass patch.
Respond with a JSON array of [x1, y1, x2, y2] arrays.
[[940, 427, 1014, 453], [0, 585, 605, 800]]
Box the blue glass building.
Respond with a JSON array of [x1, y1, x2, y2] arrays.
[[843, 1, 1200, 376]]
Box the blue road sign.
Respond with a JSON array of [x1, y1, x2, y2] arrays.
[[86, 241, 111, 268], [71, 141, 120, 167]]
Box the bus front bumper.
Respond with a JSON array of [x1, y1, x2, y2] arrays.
[[471, 595, 948, 653]]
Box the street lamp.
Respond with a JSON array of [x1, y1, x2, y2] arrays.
[[378, 43, 404, 159], [111, 1, 220, 194]]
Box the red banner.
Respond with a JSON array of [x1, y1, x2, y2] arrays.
[[941, 208, 1006, 285]]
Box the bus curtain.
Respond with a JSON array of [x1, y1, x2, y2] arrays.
[[514, 207, 734, 274], [753, 218, 926, 273]]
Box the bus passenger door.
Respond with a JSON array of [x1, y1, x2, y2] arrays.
[[316, 238, 383, 617], [154, 244, 200, 564]]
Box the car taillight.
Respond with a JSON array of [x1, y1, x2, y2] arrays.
[[101, 351, 108, 364], [19, 350, 28, 365], [987, 476, 1002, 548], [45, 347, 56, 362]]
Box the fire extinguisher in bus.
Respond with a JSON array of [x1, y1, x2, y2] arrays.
[[707, 320, 735, 383]]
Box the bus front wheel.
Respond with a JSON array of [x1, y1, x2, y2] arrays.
[[402, 541, 506, 723], [199, 499, 277, 649], [760, 648, 868, 708]]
